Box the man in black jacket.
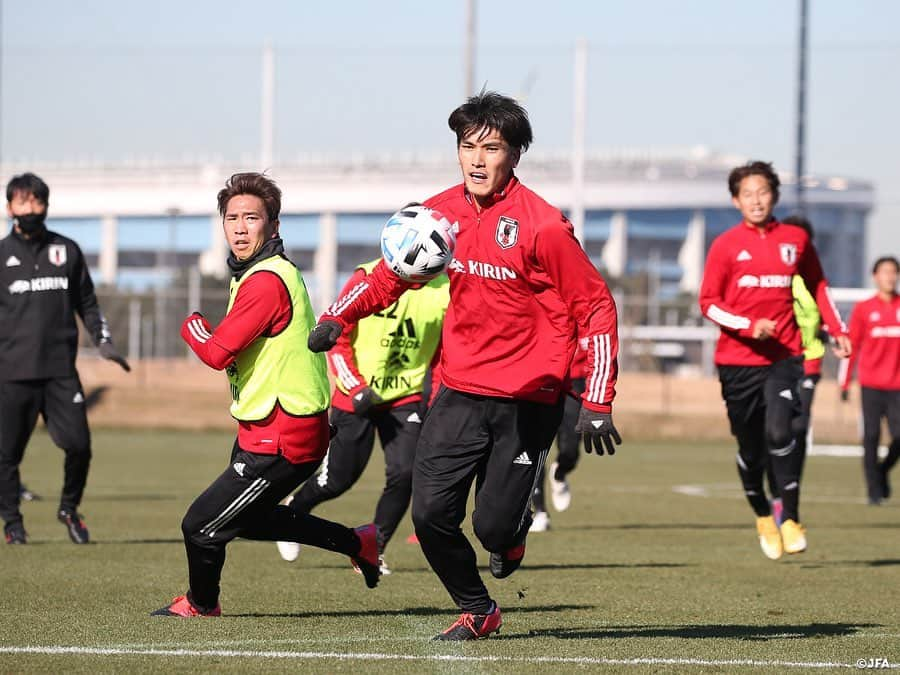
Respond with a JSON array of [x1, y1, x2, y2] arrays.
[[0, 173, 130, 544]]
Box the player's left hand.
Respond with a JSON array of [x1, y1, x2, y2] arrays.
[[575, 407, 622, 456], [831, 334, 851, 359], [99, 341, 131, 372], [308, 320, 342, 352]]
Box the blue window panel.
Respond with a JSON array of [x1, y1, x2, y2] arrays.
[[280, 214, 321, 248], [46, 218, 102, 253], [118, 216, 210, 252], [338, 213, 392, 244]]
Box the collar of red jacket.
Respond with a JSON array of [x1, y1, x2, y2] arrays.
[[741, 217, 780, 233], [463, 173, 520, 209]]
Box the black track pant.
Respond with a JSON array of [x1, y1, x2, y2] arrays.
[[412, 387, 564, 614], [718, 356, 804, 522], [860, 387, 900, 502], [180, 441, 362, 610], [0, 376, 91, 528], [292, 404, 421, 550], [532, 378, 585, 513], [767, 372, 820, 499]]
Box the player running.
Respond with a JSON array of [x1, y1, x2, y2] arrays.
[[530, 341, 587, 531], [307, 91, 622, 640], [699, 161, 850, 560], [839, 256, 900, 504], [152, 173, 380, 617], [276, 259, 448, 569], [0, 172, 130, 545]]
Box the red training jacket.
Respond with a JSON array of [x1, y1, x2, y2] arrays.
[[699, 220, 846, 367], [839, 293, 900, 391], [321, 176, 618, 411], [328, 266, 442, 413], [181, 269, 329, 464]]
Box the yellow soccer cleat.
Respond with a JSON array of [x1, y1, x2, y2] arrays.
[[756, 515, 783, 560], [780, 519, 807, 554]]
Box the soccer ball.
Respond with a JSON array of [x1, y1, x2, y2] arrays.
[[380, 205, 456, 282]]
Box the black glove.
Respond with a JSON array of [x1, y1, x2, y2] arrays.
[[99, 341, 131, 372], [351, 386, 382, 416], [840, 389, 849, 403], [307, 320, 342, 353], [575, 407, 622, 456]]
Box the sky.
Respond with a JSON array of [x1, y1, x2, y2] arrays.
[[1, 0, 898, 269]]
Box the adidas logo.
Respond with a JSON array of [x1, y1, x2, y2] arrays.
[[406, 412, 422, 424], [233, 462, 246, 477], [591, 420, 605, 429], [779, 389, 793, 400], [802, 378, 815, 390], [736, 250, 752, 262], [448, 259, 465, 273], [5, 255, 21, 267], [72, 392, 84, 404], [513, 452, 532, 466], [354, 392, 364, 401]]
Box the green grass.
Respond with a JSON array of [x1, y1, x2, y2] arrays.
[[1, 429, 898, 673]]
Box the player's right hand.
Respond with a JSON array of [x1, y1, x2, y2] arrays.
[[351, 386, 382, 416], [840, 389, 849, 403], [307, 320, 342, 352], [751, 318, 777, 341]]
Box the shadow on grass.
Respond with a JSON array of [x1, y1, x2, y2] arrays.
[[95, 538, 184, 545], [509, 562, 691, 571], [560, 523, 751, 532], [800, 558, 900, 569], [88, 494, 179, 502], [230, 603, 592, 619], [497, 622, 879, 641]]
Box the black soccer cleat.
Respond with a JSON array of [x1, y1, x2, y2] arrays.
[[433, 604, 502, 641], [4, 522, 27, 545], [490, 542, 526, 579], [58, 508, 90, 544]]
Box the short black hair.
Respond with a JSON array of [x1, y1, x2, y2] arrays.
[[872, 256, 900, 275], [217, 172, 281, 224], [727, 160, 780, 204], [6, 172, 49, 204], [782, 214, 814, 241], [448, 91, 533, 153]]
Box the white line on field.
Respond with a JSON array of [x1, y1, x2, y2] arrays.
[[0, 645, 893, 669]]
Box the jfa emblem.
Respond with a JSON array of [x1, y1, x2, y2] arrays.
[[496, 216, 519, 250], [48, 244, 67, 267], [779, 243, 797, 266]]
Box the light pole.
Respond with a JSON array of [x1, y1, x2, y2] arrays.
[[795, 0, 809, 215]]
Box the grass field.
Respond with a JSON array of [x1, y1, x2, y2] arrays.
[[1, 429, 898, 673]]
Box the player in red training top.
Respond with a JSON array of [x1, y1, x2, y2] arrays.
[[839, 255, 900, 504], [308, 92, 622, 640], [699, 161, 850, 561]]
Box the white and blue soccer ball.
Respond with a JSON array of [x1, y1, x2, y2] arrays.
[[380, 205, 456, 282]]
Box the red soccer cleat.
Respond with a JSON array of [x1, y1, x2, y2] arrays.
[[433, 603, 503, 641], [350, 524, 381, 589], [150, 594, 221, 617]]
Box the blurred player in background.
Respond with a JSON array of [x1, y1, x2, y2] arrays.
[[276, 259, 448, 571], [766, 215, 826, 525], [307, 92, 621, 640], [839, 255, 900, 504], [529, 341, 587, 531], [152, 173, 380, 617], [0, 172, 130, 546], [699, 161, 850, 560]]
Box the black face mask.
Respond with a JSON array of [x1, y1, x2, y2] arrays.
[[13, 212, 47, 236]]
